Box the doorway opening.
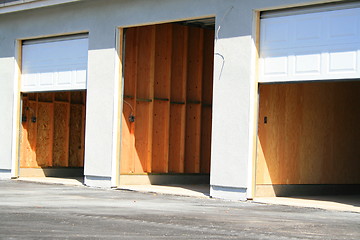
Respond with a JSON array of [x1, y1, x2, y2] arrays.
[[120, 19, 215, 194], [256, 81, 360, 197], [19, 91, 86, 182]]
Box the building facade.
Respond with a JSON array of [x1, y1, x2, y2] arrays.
[[0, 0, 359, 200]]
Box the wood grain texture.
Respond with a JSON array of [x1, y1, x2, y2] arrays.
[[185, 103, 201, 173], [171, 24, 188, 102], [184, 26, 203, 173], [36, 102, 54, 167], [134, 102, 153, 173], [135, 25, 155, 172], [20, 99, 38, 168], [121, 23, 214, 175], [69, 104, 84, 167], [169, 104, 186, 173], [20, 91, 86, 169], [257, 82, 360, 185], [121, 27, 138, 174], [53, 102, 70, 167], [152, 100, 170, 173], [200, 28, 214, 174]]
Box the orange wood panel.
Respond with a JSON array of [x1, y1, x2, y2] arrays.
[[185, 103, 201, 173], [136, 25, 155, 99], [71, 91, 85, 104], [184, 26, 204, 174], [169, 104, 186, 173], [257, 82, 360, 185], [121, 27, 138, 173], [151, 23, 172, 173], [186, 26, 204, 101], [36, 102, 54, 167], [200, 28, 215, 174], [20, 99, 38, 168], [171, 24, 188, 102], [121, 99, 136, 174], [38, 92, 53, 102], [200, 107, 212, 173], [134, 102, 153, 173], [152, 100, 170, 173], [124, 27, 138, 98], [154, 23, 172, 99], [168, 24, 188, 173], [55, 92, 70, 102], [53, 102, 70, 167], [134, 25, 155, 173], [69, 104, 84, 167], [202, 28, 214, 104]]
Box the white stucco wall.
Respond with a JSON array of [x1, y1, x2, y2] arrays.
[[0, 0, 349, 198]]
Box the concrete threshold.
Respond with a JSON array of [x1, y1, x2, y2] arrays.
[[118, 184, 210, 198], [17, 177, 84, 187], [253, 195, 360, 213], [16, 177, 210, 198]]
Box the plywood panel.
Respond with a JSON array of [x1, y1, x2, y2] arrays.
[[200, 28, 214, 174], [121, 23, 214, 175], [136, 25, 155, 99], [134, 25, 155, 173], [38, 92, 53, 102], [121, 99, 136, 174], [53, 102, 69, 167], [134, 102, 153, 173], [151, 23, 172, 173], [186, 26, 204, 101], [185, 104, 201, 173], [200, 107, 212, 173], [124, 27, 138, 98], [184, 26, 203, 174], [154, 23, 172, 99], [71, 91, 85, 104], [55, 92, 70, 102], [202, 28, 214, 104], [168, 24, 188, 174], [171, 24, 188, 102], [169, 104, 186, 173], [69, 104, 84, 167], [20, 99, 38, 168], [257, 82, 360, 185], [36, 102, 54, 167], [152, 100, 170, 173], [121, 27, 138, 174]]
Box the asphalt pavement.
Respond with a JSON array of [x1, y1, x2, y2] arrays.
[[0, 180, 359, 239]]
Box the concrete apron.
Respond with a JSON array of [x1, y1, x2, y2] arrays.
[[16, 177, 360, 212], [253, 196, 360, 213]]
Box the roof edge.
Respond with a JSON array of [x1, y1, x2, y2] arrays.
[[0, 0, 83, 15]]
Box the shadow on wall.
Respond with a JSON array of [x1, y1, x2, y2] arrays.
[[256, 81, 360, 196]]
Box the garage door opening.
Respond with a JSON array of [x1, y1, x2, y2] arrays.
[[17, 34, 88, 183], [20, 91, 86, 180], [256, 81, 360, 197], [120, 19, 214, 192]]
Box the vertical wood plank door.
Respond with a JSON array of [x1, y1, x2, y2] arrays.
[[20, 91, 86, 170], [121, 23, 214, 175]]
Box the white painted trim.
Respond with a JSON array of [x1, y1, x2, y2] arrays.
[[110, 28, 122, 188], [11, 40, 22, 179], [0, 0, 84, 14], [246, 11, 260, 200]]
